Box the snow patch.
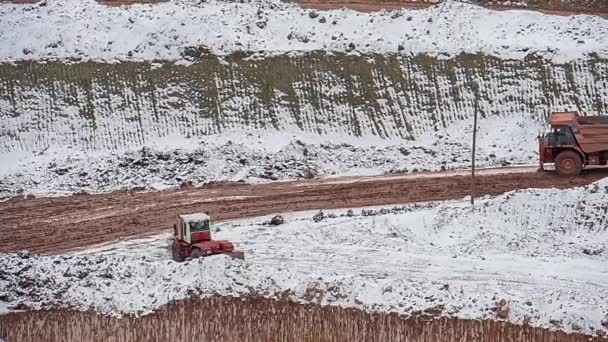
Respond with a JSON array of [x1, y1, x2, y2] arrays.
[[0, 115, 541, 197], [0, 0, 606, 62]]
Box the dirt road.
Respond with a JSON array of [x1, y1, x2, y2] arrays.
[[1, 167, 606, 254], [297, 2, 608, 16]]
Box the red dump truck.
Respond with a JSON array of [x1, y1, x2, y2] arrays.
[[539, 111, 608, 175]]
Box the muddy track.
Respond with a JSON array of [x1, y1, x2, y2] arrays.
[[0, 168, 606, 254], [298, 2, 608, 16]]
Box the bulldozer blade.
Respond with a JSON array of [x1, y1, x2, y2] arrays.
[[227, 251, 245, 260]]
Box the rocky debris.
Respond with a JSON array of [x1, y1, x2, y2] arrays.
[[180, 181, 194, 189], [17, 250, 31, 259], [0, 251, 266, 315], [361, 204, 436, 218], [550, 319, 563, 328], [269, 215, 285, 226], [1, 135, 522, 197], [423, 304, 445, 316], [286, 32, 310, 43], [255, 21, 267, 29], [583, 248, 604, 256], [495, 299, 509, 319], [312, 210, 324, 223], [602, 315, 608, 328]]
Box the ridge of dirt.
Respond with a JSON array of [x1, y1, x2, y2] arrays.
[[1, 168, 606, 254]]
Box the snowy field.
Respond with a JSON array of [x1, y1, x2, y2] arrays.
[[1, 181, 607, 335], [0, 0, 606, 62], [0, 115, 540, 197]]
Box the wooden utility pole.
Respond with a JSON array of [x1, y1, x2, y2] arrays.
[[470, 81, 479, 205]]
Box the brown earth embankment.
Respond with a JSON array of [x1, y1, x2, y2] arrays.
[[1, 296, 605, 342]]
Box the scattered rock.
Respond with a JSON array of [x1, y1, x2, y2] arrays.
[[99, 270, 114, 279], [313, 210, 324, 223], [16, 264, 32, 276], [523, 316, 532, 325], [53, 167, 70, 175], [319, 16, 326, 23], [17, 250, 31, 259], [308, 11, 319, 19], [269, 215, 285, 226], [180, 181, 194, 189], [423, 304, 445, 316], [495, 299, 509, 319], [346, 209, 354, 217], [0, 293, 12, 302], [583, 248, 604, 256], [255, 21, 267, 29], [549, 319, 563, 328], [76, 270, 89, 279]]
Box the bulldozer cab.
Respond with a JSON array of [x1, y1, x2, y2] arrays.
[[175, 213, 211, 244]]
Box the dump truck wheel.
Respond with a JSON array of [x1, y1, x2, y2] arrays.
[[555, 151, 582, 176], [190, 248, 202, 259]]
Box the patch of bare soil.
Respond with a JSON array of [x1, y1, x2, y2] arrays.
[[0, 168, 606, 254]]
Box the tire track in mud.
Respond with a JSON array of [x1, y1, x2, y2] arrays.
[[0, 168, 606, 254]]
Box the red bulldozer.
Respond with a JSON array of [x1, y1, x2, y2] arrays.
[[171, 212, 244, 262], [539, 111, 608, 176]]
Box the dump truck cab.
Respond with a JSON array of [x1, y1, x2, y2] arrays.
[[171, 212, 244, 262], [539, 111, 608, 175]]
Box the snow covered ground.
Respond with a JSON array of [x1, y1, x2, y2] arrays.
[[0, 0, 606, 63], [1, 181, 607, 335], [0, 114, 540, 197]]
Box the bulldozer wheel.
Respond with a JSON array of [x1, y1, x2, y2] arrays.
[[554, 151, 582, 176], [171, 245, 183, 262], [190, 248, 202, 259]]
